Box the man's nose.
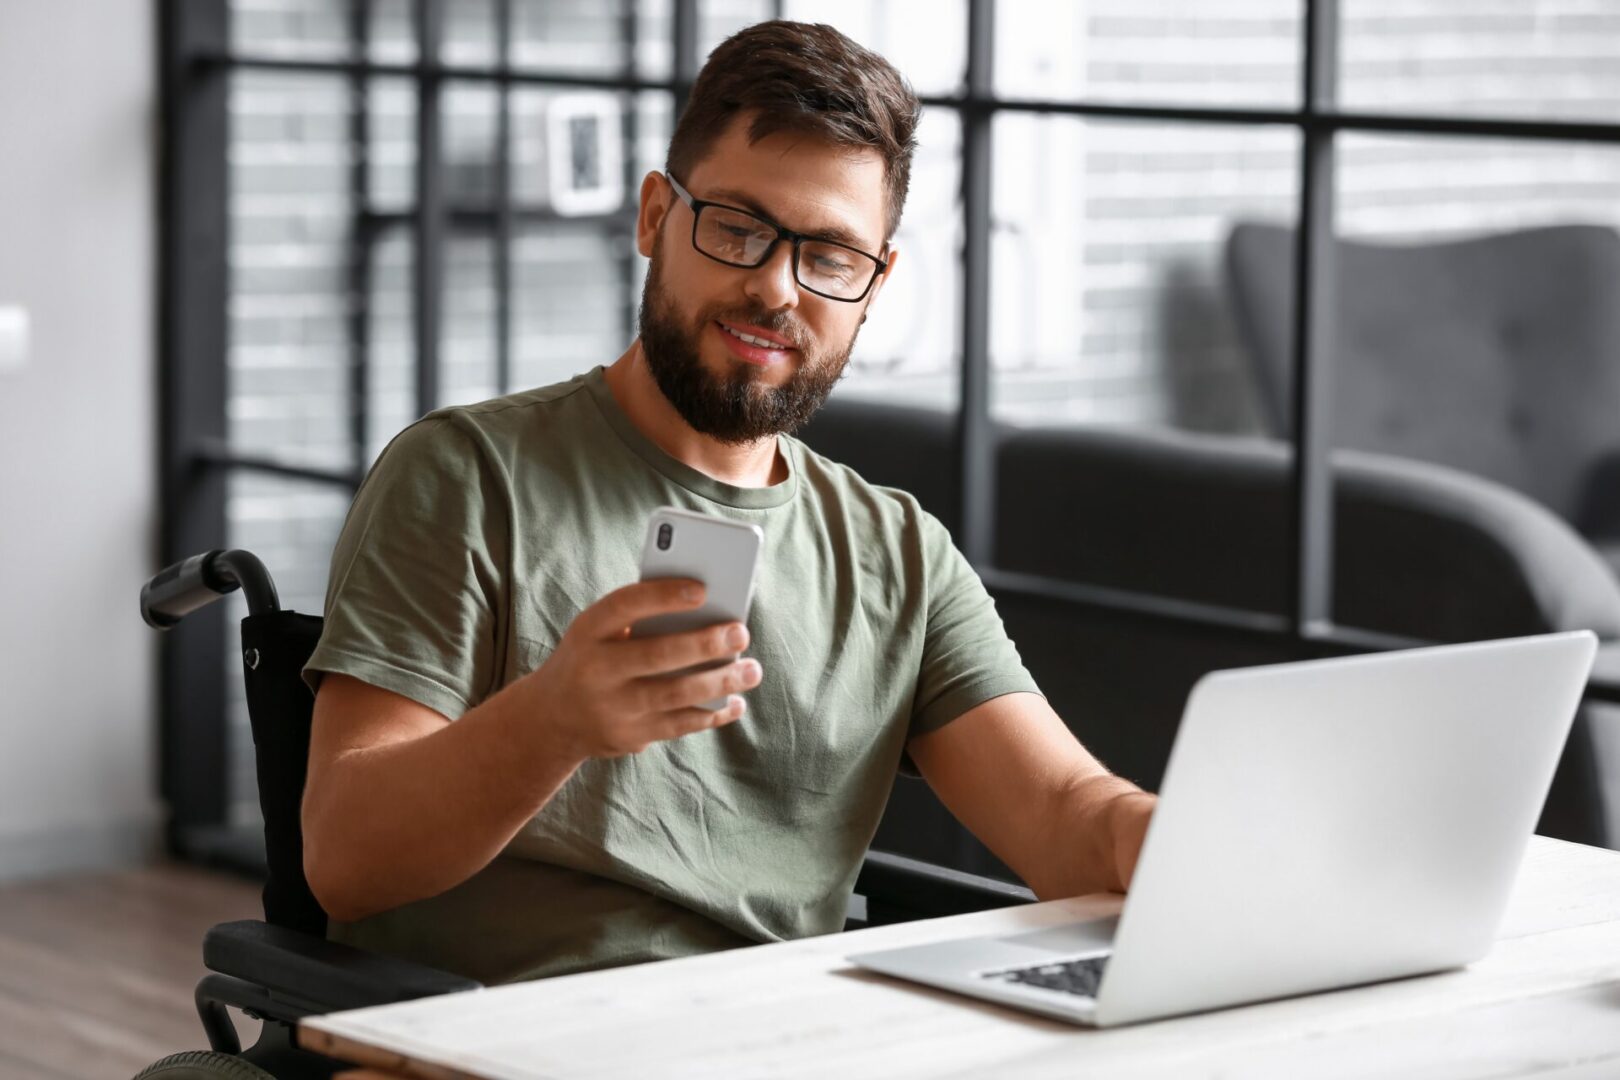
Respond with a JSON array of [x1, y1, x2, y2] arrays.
[[743, 241, 800, 312]]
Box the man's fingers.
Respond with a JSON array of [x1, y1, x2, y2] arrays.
[[582, 578, 705, 639], [654, 697, 747, 741], [635, 658, 762, 714], [614, 621, 748, 677]]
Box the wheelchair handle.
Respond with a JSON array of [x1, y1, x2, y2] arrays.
[[140, 548, 281, 628]]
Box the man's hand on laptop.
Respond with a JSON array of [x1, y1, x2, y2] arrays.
[[1108, 790, 1156, 890], [523, 578, 762, 762]]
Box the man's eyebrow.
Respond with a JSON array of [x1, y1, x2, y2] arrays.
[[705, 187, 873, 250]]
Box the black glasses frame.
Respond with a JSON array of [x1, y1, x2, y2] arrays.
[[664, 172, 889, 303]]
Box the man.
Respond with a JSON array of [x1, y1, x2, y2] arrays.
[[301, 20, 1156, 986]]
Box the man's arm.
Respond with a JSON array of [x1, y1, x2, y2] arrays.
[[302, 672, 577, 923], [906, 692, 1156, 901], [302, 579, 763, 923]]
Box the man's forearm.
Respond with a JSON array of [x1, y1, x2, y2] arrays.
[[1030, 771, 1155, 900], [302, 677, 583, 923], [905, 694, 1157, 903]]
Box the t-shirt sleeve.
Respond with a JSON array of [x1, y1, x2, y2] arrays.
[[908, 510, 1042, 741], [301, 416, 510, 720]]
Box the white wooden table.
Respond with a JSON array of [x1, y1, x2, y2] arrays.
[[299, 837, 1620, 1079]]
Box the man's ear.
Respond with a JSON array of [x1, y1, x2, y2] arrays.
[[865, 246, 900, 308], [636, 171, 672, 258]]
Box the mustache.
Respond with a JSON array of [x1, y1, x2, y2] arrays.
[[704, 305, 810, 350]]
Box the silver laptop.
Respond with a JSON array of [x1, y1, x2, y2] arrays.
[[849, 631, 1598, 1027]]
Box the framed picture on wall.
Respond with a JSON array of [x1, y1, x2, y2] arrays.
[[545, 93, 625, 217]]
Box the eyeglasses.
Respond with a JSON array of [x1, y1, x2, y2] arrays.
[[664, 172, 888, 303]]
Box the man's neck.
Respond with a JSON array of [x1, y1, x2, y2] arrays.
[[602, 341, 788, 489]]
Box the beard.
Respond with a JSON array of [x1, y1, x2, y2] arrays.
[[637, 241, 862, 445]]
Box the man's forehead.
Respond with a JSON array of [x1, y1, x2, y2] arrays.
[[683, 120, 889, 250]]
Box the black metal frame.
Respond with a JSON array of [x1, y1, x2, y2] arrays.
[[158, 0, 1620, 862]]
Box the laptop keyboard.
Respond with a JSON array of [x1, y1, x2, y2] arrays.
[[980, 954, 1110, 998]]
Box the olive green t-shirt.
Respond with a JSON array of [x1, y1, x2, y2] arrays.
[[302, 366, 1039, 985]]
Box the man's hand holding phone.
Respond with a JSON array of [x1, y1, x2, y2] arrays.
[[520, 579, 763, 762]]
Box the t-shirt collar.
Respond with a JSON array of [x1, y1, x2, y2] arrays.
[[582, 365, 799, 510]]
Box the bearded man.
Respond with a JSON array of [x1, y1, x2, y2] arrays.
[[299, 19, 1156, 985]]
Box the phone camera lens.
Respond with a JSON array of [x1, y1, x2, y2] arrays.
[[656, 523, 673, 550]]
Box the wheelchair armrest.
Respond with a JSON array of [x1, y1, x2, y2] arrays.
[[855, 850, 1035, 923], [204, 920, 481, 1015]]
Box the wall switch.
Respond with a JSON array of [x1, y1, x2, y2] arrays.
[[0, 306, 29, 372]]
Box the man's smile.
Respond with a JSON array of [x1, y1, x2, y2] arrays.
[[713, 319, 798, 367]]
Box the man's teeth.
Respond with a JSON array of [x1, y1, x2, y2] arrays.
[[721, 324, 788, 350]]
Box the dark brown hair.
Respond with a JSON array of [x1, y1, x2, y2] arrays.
[[665, 20, 922, 242]]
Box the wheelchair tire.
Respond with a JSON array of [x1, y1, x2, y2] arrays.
[[133, 1050, 278, 1080]]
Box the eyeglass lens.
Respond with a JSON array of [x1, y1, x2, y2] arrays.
[[695, 205, 875, 300]]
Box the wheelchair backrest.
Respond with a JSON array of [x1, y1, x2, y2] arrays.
[[239, 609, 330, 936]]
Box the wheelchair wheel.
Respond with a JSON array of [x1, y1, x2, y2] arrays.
[[133, 1050, 277, 1079]]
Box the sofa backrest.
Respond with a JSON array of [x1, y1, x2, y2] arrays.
[[1224, 222, 1620, 528], [993, 421, 1620, 644]]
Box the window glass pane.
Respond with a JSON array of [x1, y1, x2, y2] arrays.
[[780, 0, 966, 96], [444, 81, 499, 207], [1315, 134, 1620, 640], [231, 0, 351, 60], [1339, 135, 1620, 238], [839, 108, 962, 409], [369, 0, 418, 64], [228, 71, 355, 471], [441, 235, 501, 406], [512, 224, 635, 388], [631, 92, 677, 181], [1342, 1, 1620, 122], [996, 0, 1303, 108], [439, 82, 502, 404], [361, 76, 415, 457], [367, 76, 418, 211], [229, 0, 418, 63], [366, 230, 417, 463], [631, 0, 675, 80], [513, 0, 645, 77], [443, 0, 497, 66], [991, 117, 1299, 431]]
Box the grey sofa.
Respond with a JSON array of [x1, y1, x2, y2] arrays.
[[800, 397, 1620, 881]]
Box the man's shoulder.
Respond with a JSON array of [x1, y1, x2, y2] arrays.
[[363, 369, 605, 488], [784, 433, 938, 534]]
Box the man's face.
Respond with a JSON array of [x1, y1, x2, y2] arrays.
[[635, 116, 897, 444]]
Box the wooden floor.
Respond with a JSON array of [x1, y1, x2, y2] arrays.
[[0, 861, 263, 1079]]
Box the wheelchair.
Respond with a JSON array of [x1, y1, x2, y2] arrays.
[[134, 548, 1036, 1079]]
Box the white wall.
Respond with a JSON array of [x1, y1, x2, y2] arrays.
[[0, 2, 161, 880]]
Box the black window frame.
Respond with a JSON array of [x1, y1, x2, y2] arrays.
[[158, 0, 1620, 863]]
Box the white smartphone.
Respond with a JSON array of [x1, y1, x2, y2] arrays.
[[632, 506, 764, 711]]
